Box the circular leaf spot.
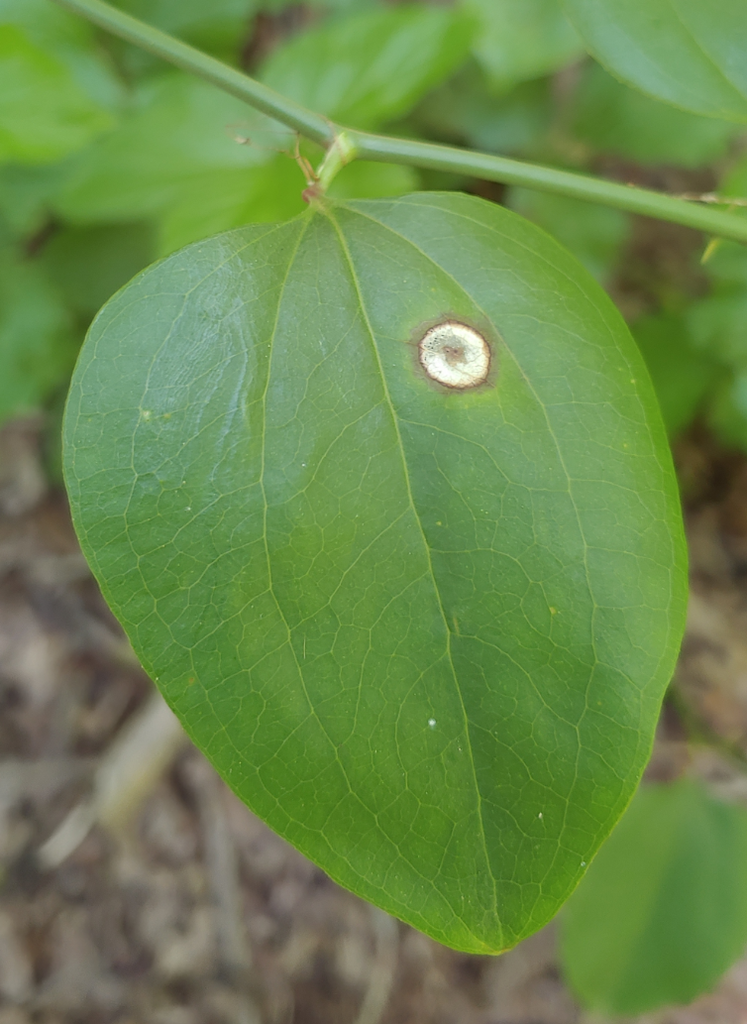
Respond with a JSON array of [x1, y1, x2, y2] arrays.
[[418, 320, 490, 388]]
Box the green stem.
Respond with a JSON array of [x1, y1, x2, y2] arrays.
[[351, 133, 747, 241], [49, 0, 747, 245]]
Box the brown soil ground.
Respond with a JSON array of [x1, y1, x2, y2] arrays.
[[2, 416, 747, 1024]]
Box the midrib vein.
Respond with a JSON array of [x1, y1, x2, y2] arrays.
[[325, 205, 503, 946]]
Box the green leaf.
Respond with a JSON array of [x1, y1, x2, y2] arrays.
[[63, 192, 686, 953], [708, 373, 747, 451], [722, 152, 747, 205], [699, 238, 747, 288], [462, 0, 583, 92], [686, 238, 747, 370], [687, 290, 747, 367], [0, 162, 69, 237], [632, 313, 722, 436], [41, 223, 155, 316], [111, 0, 257, 54], [571, 62, 742, 168], [54, 72, 283, 224], [410, 63, 554, 156], [0, 0, 124, 113], [259, 6, 474, 129], [560, 780, 747, 1014], [0, 24, 114, 164], [506, 187, 629, 281], [561, 0, 747, 122], [0, 250, 77, 423]]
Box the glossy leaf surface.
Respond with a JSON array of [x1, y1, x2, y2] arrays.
[[561, 780, 747, 1014], [64, 193, 686, 952], [562, 0, 747, 122]]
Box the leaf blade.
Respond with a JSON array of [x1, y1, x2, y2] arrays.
[[562, 0, 747, 122], [64, 193, 687, 952], [561, 780, 747, 1014]]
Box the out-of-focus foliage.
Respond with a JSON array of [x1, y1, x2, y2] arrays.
[[572, 63, 741, 168], [463, 0, 583, 93], [506, 188, 630, 281], [561, 781, 747, 1015], [632, 313, 722, 437], [562, 0, 747, 123], [0, 243, 77, 422], [260, 5, 474, 127]]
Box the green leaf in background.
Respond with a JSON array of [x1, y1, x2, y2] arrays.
[[571, 62, 742, 168], [260, 5, 474, 129], [111, 0, 257, 55], [462, 0, 583, 93], [0, 250, 77, 423], [632, 313, 722, 436], [686, 290, 747, 367], [686, 239, 747, 370], [507, 187, 629, 282], [41, 222, 155, 316], [54, 72, 283, 224], [260, 0, 378, 9], [699, 238, 747, 289], [0, 24, 114, 164], [722, 151, 747, 205], [64, 192, 686, 953], [707, 373, 747, 451], [561, 0, 747, 122], [0, 162, 69, 237], [0, 0, 123, 114], [410, 64, 554, 157], [682, 237, 747, 449], [560, 780, 747, 1015]]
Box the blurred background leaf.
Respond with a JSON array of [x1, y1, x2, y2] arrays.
[[570, 62, 742, 168], [506, 188, 629, 281], [0, 24, 115, 163], [260, 5, 475, 128], [561, 0, 747, 122], [463, 0, 583, 93], [632, 312, 723, 436], [560, 780, 747, 1015], [0, 245, 78, 421]]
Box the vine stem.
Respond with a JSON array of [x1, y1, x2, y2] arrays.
[[50, 0, 747, 244]]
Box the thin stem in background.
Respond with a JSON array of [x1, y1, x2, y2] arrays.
[[49, 0, 747, 245]]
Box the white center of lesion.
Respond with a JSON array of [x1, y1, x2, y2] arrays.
[[418, 321, 490, 388]]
